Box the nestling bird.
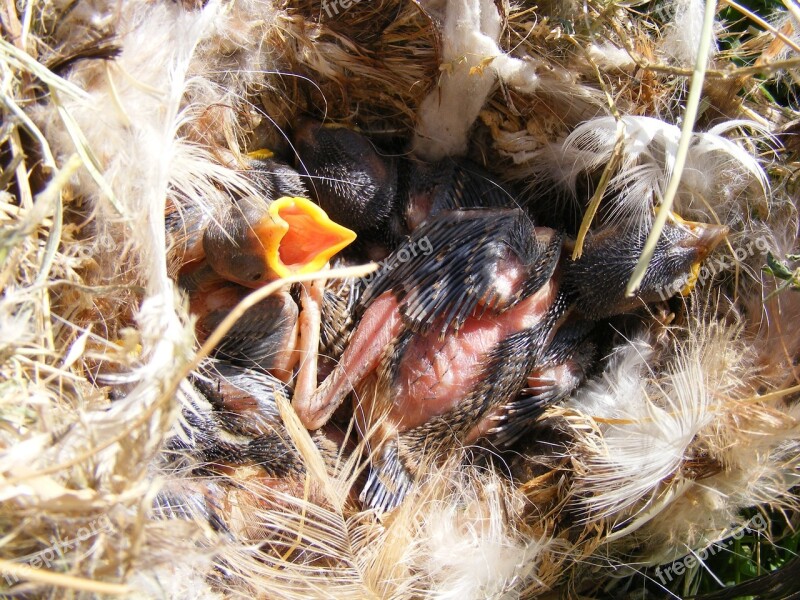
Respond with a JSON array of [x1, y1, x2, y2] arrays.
[[165, 154, 358, 517], [174, 153, 356, 406], [304, 205, 727, 510], [179, 264, 300, 379], [160, 361, 343, 539], [293, 119, 516, 258]]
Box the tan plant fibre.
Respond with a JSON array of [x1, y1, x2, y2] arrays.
[[1, 0, 799, 597]]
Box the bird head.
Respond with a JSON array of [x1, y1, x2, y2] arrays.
[[565, 217, 729, 319], [293, 119, 399, 237], [204, 195, 357, 288]]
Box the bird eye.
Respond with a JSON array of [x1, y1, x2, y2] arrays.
[[251, 272, 263, 281]]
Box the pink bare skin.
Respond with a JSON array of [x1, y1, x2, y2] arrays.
[[381, 276, 558, 432], [298, 292, 403, 430]]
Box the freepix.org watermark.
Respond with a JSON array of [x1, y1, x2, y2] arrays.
[[3, 515, 113, 586], [362, 235, 433, 284], [321, 0, 364, 19], [657, 235, 772, 300], [654, 513, 768, 584]]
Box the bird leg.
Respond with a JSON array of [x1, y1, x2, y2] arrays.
[[291, 279, 324, 418], [295, 292, 403, 431]]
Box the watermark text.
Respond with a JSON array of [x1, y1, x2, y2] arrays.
[[654, 513, 768, 585], [3, 515, 113, 586]]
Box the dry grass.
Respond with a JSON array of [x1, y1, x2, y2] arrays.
[[0, 0, 798, 597]]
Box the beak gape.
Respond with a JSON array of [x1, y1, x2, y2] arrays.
[[203, 195, 357, 288], [260, 196, 357, 280]]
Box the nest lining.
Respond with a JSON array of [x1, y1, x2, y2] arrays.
[[1, 0, 799, 597]]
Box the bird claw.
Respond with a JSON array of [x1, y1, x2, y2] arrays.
[[523, 376, 558, 394]]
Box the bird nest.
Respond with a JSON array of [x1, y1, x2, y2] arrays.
[[1, 0, 799, 597]]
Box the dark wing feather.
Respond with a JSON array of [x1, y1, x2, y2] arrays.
[[201, 294, 297, 372], [360, 441, 414, 513], [360, 208, 556, 338], [487, 319, 596, 447]]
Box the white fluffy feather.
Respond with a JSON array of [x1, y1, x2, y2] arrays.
[[563, 313, 800, 566], [658, 0, 719, 68], [413, 0, 558, 160], [566, 333, 713, 523], [550, 115, 770, 228], [413, 0, 508, 159], [420, 479, 554, 599]]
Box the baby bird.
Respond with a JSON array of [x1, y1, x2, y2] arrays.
[[174, 153, 356, 405], [292, 119, 516, 258], [179, 264, 299, 379], [159, 361, 342, 543], [562, 217, 730, 319], [293, 119, 401, 253], [306, 207, 727, 511], [163, 154, 360, 532]]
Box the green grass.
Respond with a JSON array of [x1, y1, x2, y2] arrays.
[[678, 510, 799, 597]]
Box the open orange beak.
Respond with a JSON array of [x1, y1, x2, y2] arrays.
[[256, 196, 357, 280]]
